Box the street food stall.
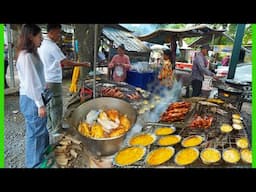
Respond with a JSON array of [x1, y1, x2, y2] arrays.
[[45, 78, 251, 168], [41, 25, 251, 169]]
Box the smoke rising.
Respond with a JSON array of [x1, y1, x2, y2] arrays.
[[143, 80, 183, 123], [123, 80, 183, 146]]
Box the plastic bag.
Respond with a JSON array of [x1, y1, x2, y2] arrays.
[[115, 65, 124, 77]]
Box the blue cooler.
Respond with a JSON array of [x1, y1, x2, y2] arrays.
[[126, 70, 156, 90]]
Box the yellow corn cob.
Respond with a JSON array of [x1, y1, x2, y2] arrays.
[[69, 66, 80, 93]]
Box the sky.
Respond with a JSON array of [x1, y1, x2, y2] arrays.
[[120, 24, 197, 36], [120, 24, 160, 36]]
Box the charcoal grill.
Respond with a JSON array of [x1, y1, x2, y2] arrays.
[[216, 84, 243, 111], [225, 79, 252, 103]]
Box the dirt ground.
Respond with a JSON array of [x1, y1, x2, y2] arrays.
[[4, 69, 252, 168], [4, 70, 73, 168]]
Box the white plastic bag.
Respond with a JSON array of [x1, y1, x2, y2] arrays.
[[115, 66, 124, 77]]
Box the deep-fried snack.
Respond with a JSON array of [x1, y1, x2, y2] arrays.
[[90, 123, 104, 138]]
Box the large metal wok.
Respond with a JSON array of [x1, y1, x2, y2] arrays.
[[68, 97, 137, 156]]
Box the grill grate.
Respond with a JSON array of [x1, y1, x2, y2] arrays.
[[113, 102, 251, 168]]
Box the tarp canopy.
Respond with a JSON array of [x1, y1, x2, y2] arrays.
[[102, 27, 150, 53], [138, 24, 226, 45]]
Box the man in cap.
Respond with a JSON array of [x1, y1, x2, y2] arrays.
[[191, 44, 218, 97]]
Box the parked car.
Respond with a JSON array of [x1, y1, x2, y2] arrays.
[[216, 63, 252, 83], [233, 63, 252, 83], [215, 63, 252, 102]]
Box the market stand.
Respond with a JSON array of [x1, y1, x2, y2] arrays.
[[41, 24, 251, 168], [45, 78, 251, 168]]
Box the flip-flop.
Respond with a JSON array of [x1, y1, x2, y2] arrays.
[[39, 157, 55, 168]]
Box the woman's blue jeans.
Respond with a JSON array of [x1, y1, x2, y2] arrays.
[[20, 95, 49, 168]]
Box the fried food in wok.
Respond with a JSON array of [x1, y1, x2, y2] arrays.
[[120, 115, 131, 131], [109, 127, 126, 137], [78, 109, 132, 139], [106, 109, 119, 122], [78, 122, 90, 137], [90, 123, 104, 138]]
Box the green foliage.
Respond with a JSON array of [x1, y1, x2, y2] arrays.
[[155, 24, 251, 46], [183, 37, 199, 45], [243, 24, 252, 45], [205, 24, 251, 46], [156, 24, 186, 29]]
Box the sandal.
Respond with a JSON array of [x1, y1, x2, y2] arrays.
[[39, 157, 55, 168]]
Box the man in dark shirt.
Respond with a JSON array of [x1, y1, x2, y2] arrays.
[[191, 44, 217, 97]]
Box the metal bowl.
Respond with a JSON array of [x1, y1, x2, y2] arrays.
[[200, 148, 221, 164], [222, 147, 241, 164], [181, 135, 204, 148], [174, 147, 199, 166], [145, 146, 175, 166], [68, 97, 137, 156], [128, 132, 156, 147]]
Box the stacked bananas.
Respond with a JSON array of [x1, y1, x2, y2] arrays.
[[69, 66, 80, 93]]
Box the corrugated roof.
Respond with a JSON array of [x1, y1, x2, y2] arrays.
[[102, 27, 150, 53], [138, 25, 226, 45]]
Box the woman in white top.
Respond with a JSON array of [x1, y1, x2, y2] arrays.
[[16, 24, 49, 168]]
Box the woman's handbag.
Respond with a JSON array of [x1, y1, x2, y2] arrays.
[[41, 88, 53, 105]]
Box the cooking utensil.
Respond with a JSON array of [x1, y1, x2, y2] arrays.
[[68, 97, 137, 156]]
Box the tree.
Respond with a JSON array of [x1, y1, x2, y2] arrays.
[[242, 24, 252, 45], [74, 24, 104, 83], [209, 24, 251, 45]]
